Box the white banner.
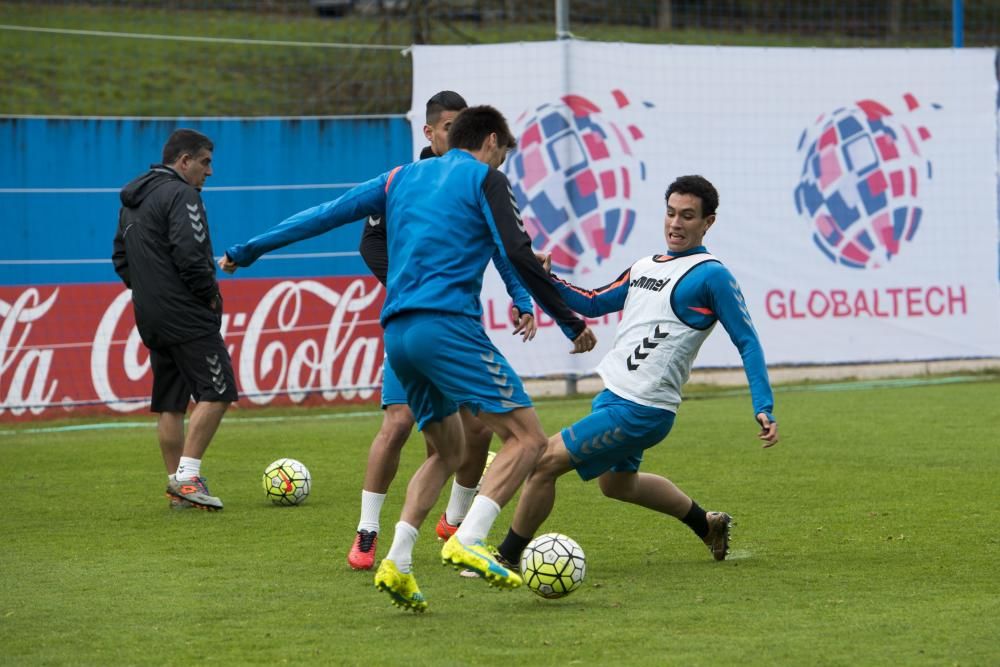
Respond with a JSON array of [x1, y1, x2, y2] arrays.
[[412, 42, 1000, 375]]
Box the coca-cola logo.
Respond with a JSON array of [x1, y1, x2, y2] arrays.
[[230, 279, 382, 405], [0, 277, 386, 421], [0, 288, 60, 416]]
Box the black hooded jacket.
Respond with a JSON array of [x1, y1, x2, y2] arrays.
[[112, 165, 222, 348]]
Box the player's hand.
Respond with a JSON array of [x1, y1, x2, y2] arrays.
[[511, 307, 537, 342], [534, 252, 552, 273], [218, 253, 238, 274], [570, 326, 597, 354], [756, 413, 778, 448]]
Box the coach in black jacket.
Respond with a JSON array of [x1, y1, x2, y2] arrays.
[[112, 128, 236, 512]]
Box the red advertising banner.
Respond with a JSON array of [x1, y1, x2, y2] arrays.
[[0, 277, 386, 421]]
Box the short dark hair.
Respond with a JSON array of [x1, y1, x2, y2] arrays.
[[665, 175, 719, 217], [447, 105, 517, 152], [426, 90, 467, 125], [162, 129, 214, 165]]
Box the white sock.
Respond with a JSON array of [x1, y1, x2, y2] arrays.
[[357, 490, 386, 533], [174, 457, 201, 480], [455, 496, 501, 545], [385, 521, 419, 573], [445, 481, 478, 525]]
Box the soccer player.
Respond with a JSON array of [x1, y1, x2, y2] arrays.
[[494, 175, 779, 570], [112, 128, 237, 511], [350, 90, 538, 571], [219, 105, 597, 611]]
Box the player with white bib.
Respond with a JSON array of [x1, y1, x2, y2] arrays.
[[496, 174, 780, 569]]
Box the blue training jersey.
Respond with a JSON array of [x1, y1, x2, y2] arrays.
[[225, 149, 585, 340]]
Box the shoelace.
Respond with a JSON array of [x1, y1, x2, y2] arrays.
[[357, 530, 377, 552], [193, 477, 211, 494]]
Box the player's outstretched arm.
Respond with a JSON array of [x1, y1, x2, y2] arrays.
[[699, 263, 777, 436], [224, 174, 390, 269], [539, 253, 630, 318]]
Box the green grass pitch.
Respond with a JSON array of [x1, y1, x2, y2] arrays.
[[1, 377, 998, 665]]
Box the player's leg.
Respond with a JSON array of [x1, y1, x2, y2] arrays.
[[348, 357, 415, 570], [374, 315, 462, 610], [439, 405, 546, 588], [497, 389, 675, 564], [157, 411, 184, 476], [494, 431, 575, 567], [436, 408, 493, 539], [598, 470, 732, 561], [149, 347, 191, 509], [164, 333, 236, 511], [375, 410, 462, 611], [382, 313, 529, 590]]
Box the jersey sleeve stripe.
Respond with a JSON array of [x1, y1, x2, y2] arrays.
[[384, 165, 403, 193]]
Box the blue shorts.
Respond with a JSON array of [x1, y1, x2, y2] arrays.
[[562, 389, 675, 481], [379, 354, 407, 408], [383, 312, 532, 430]]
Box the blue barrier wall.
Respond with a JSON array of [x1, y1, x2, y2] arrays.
[[0, 116, 412, 286]]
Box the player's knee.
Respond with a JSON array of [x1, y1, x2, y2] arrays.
[[598, 474, 634, 501], [380, 406, 415, 446], [465, 421, 492, 449]]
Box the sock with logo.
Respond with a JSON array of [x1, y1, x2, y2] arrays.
[[174, 457, 201, 481]]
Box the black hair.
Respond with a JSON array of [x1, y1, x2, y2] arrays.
[[162, 128, 214, 165], [426, 90, 468, 125], [447, 105, 517, 152], [665, 175, 719, 217]]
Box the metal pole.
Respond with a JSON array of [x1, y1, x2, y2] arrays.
[[952, 0, 964, 48], [556, 0, 570, 40]]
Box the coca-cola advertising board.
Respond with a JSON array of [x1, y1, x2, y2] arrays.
[[0, 277, 385, 421]]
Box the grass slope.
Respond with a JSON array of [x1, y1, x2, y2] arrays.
[[0, 2, 951, 117], [2, 378, 999, 665]]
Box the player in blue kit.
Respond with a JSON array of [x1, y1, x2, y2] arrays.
[[494, 175, 780, 570], [348, 91, 538, 572], [220, 105, 597, 611]]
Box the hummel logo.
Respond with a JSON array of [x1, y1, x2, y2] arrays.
[[186, 203, 199, 213], [626, 325, 668, 371], [506, 184, 526, 234], [630, 276, 671, 292]]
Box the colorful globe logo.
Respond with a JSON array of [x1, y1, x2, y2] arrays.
[[504, 91, 649, 274], [794, 94, 935, 269]]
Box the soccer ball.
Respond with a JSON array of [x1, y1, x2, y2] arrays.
[[519, 533, 586, 599], [262, 458, 311, 506]]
